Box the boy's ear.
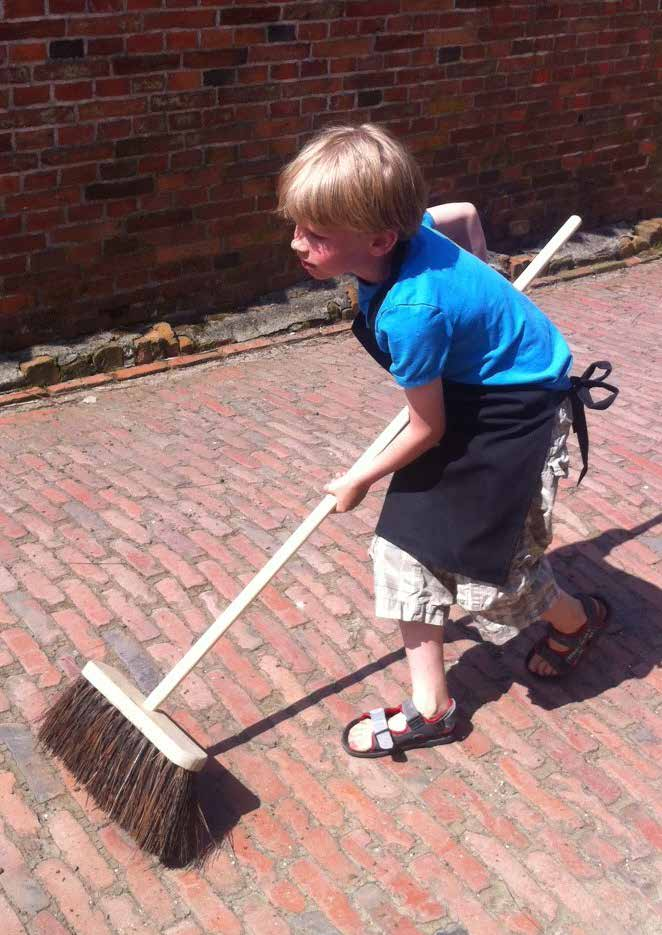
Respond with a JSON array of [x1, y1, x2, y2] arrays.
[[368, 230, 398, 256]]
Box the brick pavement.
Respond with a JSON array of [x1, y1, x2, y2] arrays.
[[0, 259, 660, 935]]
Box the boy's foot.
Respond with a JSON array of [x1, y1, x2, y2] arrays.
[[342, 698, 457, 758], [526, 593, 610, 678]]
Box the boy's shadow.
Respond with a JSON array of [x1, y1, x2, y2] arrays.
[[446, 514, 662, 721], [200, 515, 661, 792]]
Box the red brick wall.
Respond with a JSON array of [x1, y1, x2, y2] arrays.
[[1, 1, 660, 351]]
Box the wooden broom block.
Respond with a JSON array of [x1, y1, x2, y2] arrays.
[[82, 661, 208, 770]]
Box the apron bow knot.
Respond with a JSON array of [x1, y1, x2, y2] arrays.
[[570, 360, 619, 484]]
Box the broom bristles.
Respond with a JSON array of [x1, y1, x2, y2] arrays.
[[38, 677, 214, 868]]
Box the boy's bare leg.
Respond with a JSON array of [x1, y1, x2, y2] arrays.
[[347, 621, 450, 752], [527, 589, 607, 676]]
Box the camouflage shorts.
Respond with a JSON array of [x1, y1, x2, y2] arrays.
[[370, 401, 572, 635]]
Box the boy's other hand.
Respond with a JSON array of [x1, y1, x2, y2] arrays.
[[325, 473, 370, 512]]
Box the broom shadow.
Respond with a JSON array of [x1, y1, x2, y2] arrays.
[[145, 711, 261, 870], [206, 514, 661, 771], [193, 650, 412, 868], [206, 648, 407, 758]]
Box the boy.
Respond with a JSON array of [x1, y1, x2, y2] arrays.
[[277, 124, 616, 757]]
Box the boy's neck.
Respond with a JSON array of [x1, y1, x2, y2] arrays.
[[354, 248, 396, 285]]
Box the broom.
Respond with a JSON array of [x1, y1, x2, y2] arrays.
[[38, 215, 582, 868]]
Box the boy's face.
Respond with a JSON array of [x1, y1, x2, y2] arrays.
[[290, 221, 389, 280]]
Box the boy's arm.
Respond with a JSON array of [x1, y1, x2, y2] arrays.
[[427, 202, 488, 261], [326, 379, 445, 512]]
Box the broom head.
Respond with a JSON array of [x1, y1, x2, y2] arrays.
[[38, 661, 211, 868]]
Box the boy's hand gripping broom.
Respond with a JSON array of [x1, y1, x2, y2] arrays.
[[38, 215, 582, 868]]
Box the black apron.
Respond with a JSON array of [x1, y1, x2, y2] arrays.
[[352, 242, 618, 586]]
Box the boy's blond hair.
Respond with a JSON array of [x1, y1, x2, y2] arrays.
[[277, 123, 428, 239]]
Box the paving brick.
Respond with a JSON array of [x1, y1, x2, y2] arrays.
[[103, 588, 159, 641], [410, 852, 503, 935], [174, 872, 242, 934], [526, 851, 613, 932], [62, 501, 113, 539], [149, 646, 214, 709], [61, 578, 112, 626], [3, 591, 60, 644], [263, 877, 307, 915], [51, 609, 106, 660], [465, 831, 557, 920], [59, 523, 107, 558], [206, 668, 267, 730], [0, 893, 26, 935], [248, 608, 313, 672], [149, 543, 204, 586], [98, 825, 178, 927], [103, 561, 158, 604], [212, 639, 273, 701], [99, 895, 161, 935], [46, 809, 115, 890], [111, 538, 162, 576], [30, 910, 71, 935], [290, 911, 343, 935], [498, 757, 584, 828], [242, 897, 292, 935], [101, 627, 161, 693], [0, 724, 63, 803], [163, 923, 204, 935], [353, 883, 431, 935], [290, 859, 366, 935], [1, 628, 61, 687], [35, 858, 113, 935], [0, 827, 51, 914], [225, 747, 288, 804]]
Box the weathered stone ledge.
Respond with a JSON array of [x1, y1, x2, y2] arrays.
[[1, 217, 660, 405]]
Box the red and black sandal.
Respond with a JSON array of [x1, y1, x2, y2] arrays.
[[341, 698, 457, 758], [525, 593, 611, 679]]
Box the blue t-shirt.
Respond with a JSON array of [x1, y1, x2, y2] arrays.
[[358, 213, 572, 390]]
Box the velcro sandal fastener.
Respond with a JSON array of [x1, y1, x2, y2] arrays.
[[402, 698, 427, 732], [368, 708, 394, 751]]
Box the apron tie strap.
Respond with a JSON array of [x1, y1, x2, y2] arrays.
[[569, 360, 619, 484]]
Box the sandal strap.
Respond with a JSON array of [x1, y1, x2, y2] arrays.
[[577, 593, 608, 634], [545, 625, 587, 650], [534, 638, 575, 672], [402, 698, 425, 731], [402, 697, 457, 732], [546, 594, 608, 649], [368, 708, 394, 751]]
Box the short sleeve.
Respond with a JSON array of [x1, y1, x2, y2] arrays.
[[421, 210, 435, 230], [376, 303, 453, 388]]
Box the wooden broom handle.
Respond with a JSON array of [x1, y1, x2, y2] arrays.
[[144, 405, 410, 709], [513, 215, 581, 290], [144, 214, 582, 711]]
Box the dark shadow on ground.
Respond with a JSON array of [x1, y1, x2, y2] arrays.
[[186, 757, 261, 869], [445, 514, 662, 723], [151, 717, 260, 870], [206, 514, 661, 765]]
